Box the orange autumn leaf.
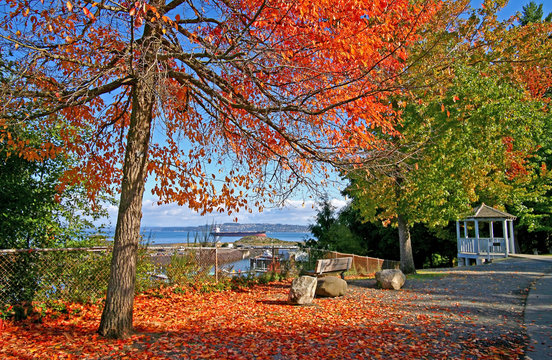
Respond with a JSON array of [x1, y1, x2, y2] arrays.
[[0, 282, 528, 359]]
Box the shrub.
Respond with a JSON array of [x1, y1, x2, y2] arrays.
[[0, 304, 14, 320], [166, 252, 202, 285], [258, 271, 282, 284], [229, 272, 258, 289], [135, 245, 160, 293]]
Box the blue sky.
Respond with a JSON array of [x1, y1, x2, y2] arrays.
[[101, 0, 550, 228], [477, 0, 552, 20]]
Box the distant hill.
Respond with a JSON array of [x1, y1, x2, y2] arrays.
[[234, 236, 293, 246], [143, 223, 309, 233]]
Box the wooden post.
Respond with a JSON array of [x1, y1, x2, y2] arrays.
[[271, 243, 275, 272], [463, 221, 469, 252], [489, 221, 494, 253], [474, 220, 480, 254], [487, 221, 494, 262], [215, 247, 218, 283], [503, 220, 509, 256], [456, 221, 461, 253], [509, 220, 516, 254]]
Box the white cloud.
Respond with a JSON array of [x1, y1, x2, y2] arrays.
[[99, 196, 348, 227]]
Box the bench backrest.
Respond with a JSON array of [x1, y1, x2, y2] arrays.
[[314, 257, 353, 274]]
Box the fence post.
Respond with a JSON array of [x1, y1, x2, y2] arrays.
[[215, 247, 218, 283]]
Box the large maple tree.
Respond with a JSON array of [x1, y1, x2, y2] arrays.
[[0, 0, 438, 337]]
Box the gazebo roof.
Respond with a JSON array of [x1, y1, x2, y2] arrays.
[[463, 203, 516, 220]]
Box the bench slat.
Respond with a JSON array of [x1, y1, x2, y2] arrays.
[[314, 257, 352, 274]]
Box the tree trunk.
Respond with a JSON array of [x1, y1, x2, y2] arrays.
[[97, 5, 162, 338], [397, 214, 416, 274], [98, 78, 155, 339]]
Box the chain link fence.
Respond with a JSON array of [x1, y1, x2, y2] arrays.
[[0, 247, 112, 305], [0, 246, 400, 306], [0, 246, 226, 306]]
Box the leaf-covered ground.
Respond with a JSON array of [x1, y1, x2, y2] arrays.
[[0, 266, 533, 360]]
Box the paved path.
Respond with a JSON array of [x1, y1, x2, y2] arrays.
[[351, 256, 552, 358], [513, 255, 552, 360], [351, 254, 552, 358]]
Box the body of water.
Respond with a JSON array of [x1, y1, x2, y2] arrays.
[[101, 229, 312, 245], [94, 229, 311, 274]]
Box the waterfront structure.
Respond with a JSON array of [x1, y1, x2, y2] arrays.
[[210, 227, 267, 238], [456, 204, 516, 266]]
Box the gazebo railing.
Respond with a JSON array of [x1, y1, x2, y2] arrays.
[[458, 237, 507, 255]]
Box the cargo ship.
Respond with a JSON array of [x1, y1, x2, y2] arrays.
[[210, 227, 266, 237]]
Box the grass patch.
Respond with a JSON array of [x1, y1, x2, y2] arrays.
[[407, 271, 448, 280], [345, 274, 374, 280]]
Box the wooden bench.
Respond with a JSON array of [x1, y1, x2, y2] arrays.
[[309, 257, 353, 279]]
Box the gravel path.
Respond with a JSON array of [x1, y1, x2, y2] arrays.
[[348, 257, 552, 358]]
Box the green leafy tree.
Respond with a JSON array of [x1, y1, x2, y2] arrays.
[[0, 52, 110, 249], [519, 1, 552, 26], [0, 121, 113, 310], [305, 199, 363, 255], [506, 1, 552, 253], [307, 201, 399, 259], [343, 0, 552, 272], [307, 198, 457, 268], [507, 110, 552, 254], [347, 64, 551, 273], [0, 123, 111, 249]]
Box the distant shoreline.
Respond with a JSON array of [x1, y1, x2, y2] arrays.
[[138, 223, 310, 233], [92, 228, 311, 245]]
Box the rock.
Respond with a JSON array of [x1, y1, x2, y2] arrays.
[[375, 269, 406, 290], [316, 276, 347, 297], [288, 276, 317, 305]]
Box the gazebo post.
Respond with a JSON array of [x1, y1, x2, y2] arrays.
[[490, 221, 495, 259], [503, 220, 509, 256], [509, 220, 515, 254], [487, 221, 492, 263], [456, 220, 461, 249], [463, 221, 469, 255], [474, 220, 482, 265], [456, 221, 464, 266], [489, 221, 494, 243]]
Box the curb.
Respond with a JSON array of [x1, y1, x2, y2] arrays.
[[524, 273, 552, 359]]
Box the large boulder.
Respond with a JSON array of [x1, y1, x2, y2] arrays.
[[288, 276, 317, 305], [375, 269, 406, 290], [316, 276, 347, 297]]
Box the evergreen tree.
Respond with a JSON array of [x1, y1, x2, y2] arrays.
[[519, 1, 552, 25]]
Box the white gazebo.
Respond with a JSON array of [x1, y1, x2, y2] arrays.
[[456, 203, 516, 266]]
